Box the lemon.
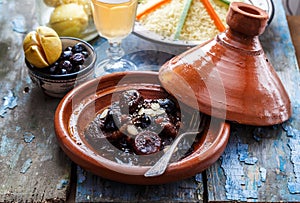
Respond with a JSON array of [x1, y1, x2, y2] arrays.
[[23, 26, 62, 68], [49, 3, 89, 38]]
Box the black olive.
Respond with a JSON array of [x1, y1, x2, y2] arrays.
[[70, 53, 85, 65], [72, 42, 87, 53], [36, 43, 90, 75], [59, 60, 73, 73], [60, 68, 67, 75], [81, 51, 89, 58], [64, 46, 73, 51], [62, 50, 73, 60]]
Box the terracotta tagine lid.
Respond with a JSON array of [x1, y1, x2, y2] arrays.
[[158, 2, 292, 126]]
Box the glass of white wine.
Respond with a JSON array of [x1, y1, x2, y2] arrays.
[[91, 0, 138, 77]]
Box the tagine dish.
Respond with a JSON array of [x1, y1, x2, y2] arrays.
[[54, 71, 230, 185]]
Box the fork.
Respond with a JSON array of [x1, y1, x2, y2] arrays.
[[144, 111, 202, 177]]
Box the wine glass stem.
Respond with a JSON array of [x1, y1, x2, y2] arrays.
[[106, 41, 125, 62]]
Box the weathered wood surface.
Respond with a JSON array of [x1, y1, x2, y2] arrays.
[[76, 166, 205, 203], [0, 1, 72, 202], [206, 0, 300, 202], [1, 0, 300, 202], [76, 0, 300, 203]]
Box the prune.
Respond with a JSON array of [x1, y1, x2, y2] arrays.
[[134, 131, 161, 155], [103, 110, 118, 131], [105, 130, 124, 142], [119, 90, 144, 114], [94, 90, 185, 157], [160, 122, 178, 138]]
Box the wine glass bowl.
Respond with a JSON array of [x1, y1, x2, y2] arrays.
[[91, 0, 138, 77]]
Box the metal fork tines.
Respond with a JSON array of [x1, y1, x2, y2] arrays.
[[144, 111, 202, 177]]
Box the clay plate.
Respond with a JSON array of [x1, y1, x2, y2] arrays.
[[54, 71, 230, 185]]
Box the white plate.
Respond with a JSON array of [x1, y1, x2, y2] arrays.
[[133, 0, 274, 47]]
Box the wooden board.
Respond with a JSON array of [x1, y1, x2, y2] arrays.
[[0, 0, 72, 201], [76, 166, 204, 202], [206, 0, 300, 201]]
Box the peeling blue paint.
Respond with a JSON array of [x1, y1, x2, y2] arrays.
[[78, 166, 87, 184], [244, 157, 258, 165], [0, 90, 17, 117], [11, 15, 27, 33], [288, 182, 300, 194], [237, 143, 258, 165], [10, 144, 24, 169], [0, 135, 13, 156], [284, 107, 300, 194], [237, 143, 248, 162], [195, 173, 202, 182], [23, 132, 35, 143], [221, 128, 265, 201], [278, 156, 286, 172], [260, 167, 267, 182], [20, 158, 32, 174], [57, 179, 69, 190]]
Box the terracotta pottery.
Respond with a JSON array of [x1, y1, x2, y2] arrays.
[[158, 2, 292, 126], [54, 71, 230, 185]]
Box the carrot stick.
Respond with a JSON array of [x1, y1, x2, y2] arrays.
[[200, 0, 226, 32], [136, 0, 171, 20]]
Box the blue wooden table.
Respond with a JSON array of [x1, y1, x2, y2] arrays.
[[75, 0, 300, 202], [0, 0, 299, 202]]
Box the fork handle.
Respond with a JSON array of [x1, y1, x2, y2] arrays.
[[144, 131, 199, 177]]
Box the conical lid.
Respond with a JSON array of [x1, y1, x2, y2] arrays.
[[158, 2, 291, 126]]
